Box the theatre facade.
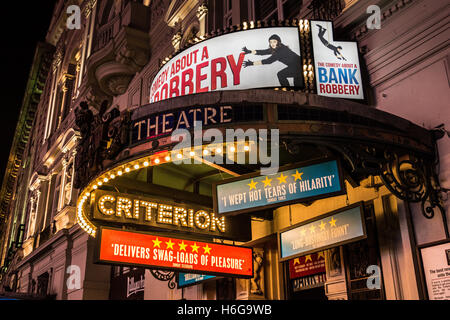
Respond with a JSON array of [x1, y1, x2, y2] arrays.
[[0, 0, 448, 300]]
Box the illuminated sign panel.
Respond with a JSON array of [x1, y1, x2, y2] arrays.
[[177, 273, 216, 288], [149, 27, 303, 103], [96, 228, 253, 278], [311, 21, 364, 100], [213, 159, 344, 216], [91, 190, 251, 241], [279, 204, 367, 261]]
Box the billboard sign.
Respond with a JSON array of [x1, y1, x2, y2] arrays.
[[95, 228, 253, 278], [149, 27, 303, 103], [311, 21, 364, 99], [213, 159, 344, 216], [279, 204, 367, 261]]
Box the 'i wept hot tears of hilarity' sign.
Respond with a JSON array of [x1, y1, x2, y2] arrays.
[[213, 159, 345, 216]]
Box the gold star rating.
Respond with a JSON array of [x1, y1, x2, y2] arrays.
[[277, 173, 288, 184], [262, 176, 272, 187], [319, 221, 327, 231], [317, 252, 325, 260], [300, 228, 307, 236], [293, 258, 301, 265], [305, 255, 312, 263], [329, 217, 337, 227], [247, 179, 258, 190], [309, 224, 316, 234], [165, 239, 175, 250], [191, 243, 200, 253], [152, 238, 162, 248], [178, 241, 187, 251], [292, 170, 304, 181], [203, 244, 212, 255]]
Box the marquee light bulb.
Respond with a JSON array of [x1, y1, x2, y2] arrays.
[[244, 145, 250, 151], [216, 148, 222, 154], [203, 149, 209, 156], [125, 167, 131, 173], [110, 174, 115, 179], [189, 151, 195, 157], [154, 158, 160, 164], [229, 146, 236, 153], [118, 170, 123, 176], [176, 153, 183, 159], [165, 155, 171, 161], [144, 161, 149, 167], [103, 178, 109, 183], [134, 164, 140, 170]]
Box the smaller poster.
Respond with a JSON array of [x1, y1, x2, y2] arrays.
[[289, 251, 326, 279], [177, 273, 216, 288], [311, 21, 364, 100], [420, 240, 450, 300]]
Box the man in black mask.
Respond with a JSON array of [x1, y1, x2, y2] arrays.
[[242, 34, 303, 88]]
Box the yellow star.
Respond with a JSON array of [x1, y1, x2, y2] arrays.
[[293, 258, 301, 265], [165, 239, 175, 250], [300, 228, 307, 236], [178, 241, 187, 251], [203, 244, 212, 255], [329, 217, 337, 227], [247, 179, 258, 190], [191, 243, 200, 253], [319, 221, 326, 230], [305, 255, 312, 263], [152, 238, 162, 248], [262, 176, 272, 188], [277, 173, 288, 184], [317, 252, 325, 260], [292, 170, 304, 181], [309, 224, 316, 234]]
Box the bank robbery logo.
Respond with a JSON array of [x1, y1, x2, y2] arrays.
[[149, 27, 302, 103], [311, 21, 364, 100]]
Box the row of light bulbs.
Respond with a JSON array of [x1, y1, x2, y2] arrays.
[[76, 142, 250, 236]]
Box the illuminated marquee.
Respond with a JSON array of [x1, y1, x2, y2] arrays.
[[96, 228, 253, 278], [91, 190, 251, 241]]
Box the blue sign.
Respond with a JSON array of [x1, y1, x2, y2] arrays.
[[214, 160, 344, 215], [279, 205, 366, 260], [178, 273, 216, 288]]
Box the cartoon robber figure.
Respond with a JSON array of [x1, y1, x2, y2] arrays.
[[316, 24, 347, 61], [242, 34, 303, 87]]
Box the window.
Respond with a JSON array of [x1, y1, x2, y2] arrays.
[[254, 0, 302, 21], [51, 173, 62, 220], [224, 0, 233, 27]]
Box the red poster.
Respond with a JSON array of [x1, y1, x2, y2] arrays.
[[97, 228, 253, 277], [289, 251, 326, 279]]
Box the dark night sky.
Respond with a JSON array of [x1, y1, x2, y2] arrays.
[[0, 1, 57, 183]]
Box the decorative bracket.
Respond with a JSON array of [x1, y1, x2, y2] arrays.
[[150, 270, 176, 289]]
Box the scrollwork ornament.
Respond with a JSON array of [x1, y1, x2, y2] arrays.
[[150, 270, 176, 289]]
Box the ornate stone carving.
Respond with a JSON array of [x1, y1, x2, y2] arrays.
[[250, 249, 264, 296]]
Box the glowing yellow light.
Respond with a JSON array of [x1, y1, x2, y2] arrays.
[[118, 170, 123, 176], [103, 178, 108, 183], [154, 158, 160, 164], [244, 145, 250, 151], [98, 181, 103, 186], [144, 161, 149, 167], [110, 174, 115, 179], [93, 185, 98, 189], [125, 167, 130, 173], [216, 148, 222, 154], [165, 155, 171, 161], [189, 151, 195, 157], [134, 164, 140, 170], [203, 149, 209, 156], [176, 153, 183, 159], [230, 146, 236, 152]]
